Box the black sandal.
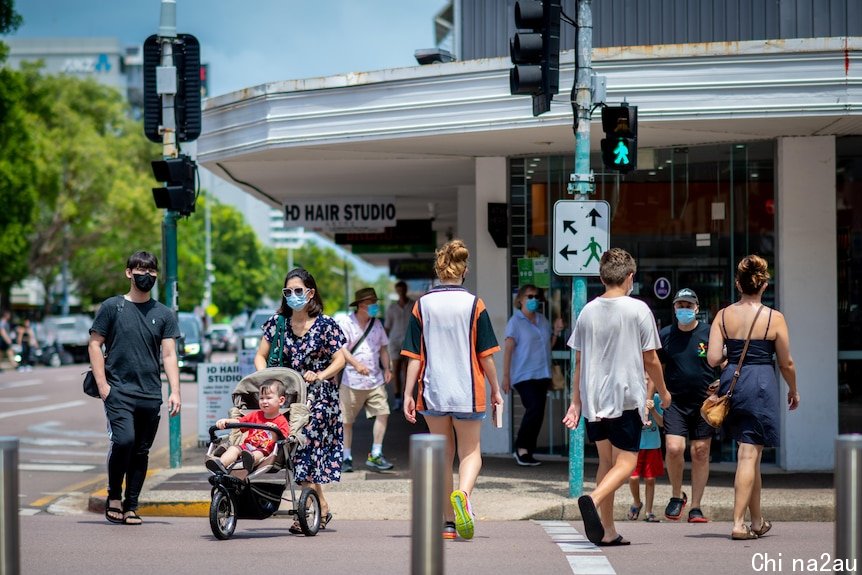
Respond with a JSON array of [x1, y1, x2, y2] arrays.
[[105, 499, 124, 524], [320, 512, 332, 529], [288, 521, 303, 534], [123, 510, 143, 525]]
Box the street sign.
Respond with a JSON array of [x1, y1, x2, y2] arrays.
[[654, 277, 672, 299], [284, 197, 396, 231], [552, 200, 610, 276]]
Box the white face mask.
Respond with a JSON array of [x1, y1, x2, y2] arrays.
[[625, 275, 634, 296]]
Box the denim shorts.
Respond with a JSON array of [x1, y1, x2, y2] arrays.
[[420, 410, 486, 421]]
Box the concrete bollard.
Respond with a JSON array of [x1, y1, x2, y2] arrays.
[[835, 434, 862, 575], [411, 434, 446, 575], [0, 437, 20, 575]]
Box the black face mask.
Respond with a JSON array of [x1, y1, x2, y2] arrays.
[[133, 273, 156, 293]]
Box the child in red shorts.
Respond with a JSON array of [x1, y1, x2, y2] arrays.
[[628, 391, 664, 522]]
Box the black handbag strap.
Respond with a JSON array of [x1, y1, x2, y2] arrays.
[[349, 318, 376, 354], [726, 305, 765, 398]]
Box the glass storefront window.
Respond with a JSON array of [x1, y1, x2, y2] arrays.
[[837, 136, 862, 434], [510, 141, 776, 462]]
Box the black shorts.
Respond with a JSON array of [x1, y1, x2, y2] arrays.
[[585, 409, 642, 452], [663, 400, 714, 440], [0, 339, 8, 352]]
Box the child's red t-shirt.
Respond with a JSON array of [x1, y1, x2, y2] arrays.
[[238, 410, 290, 455]]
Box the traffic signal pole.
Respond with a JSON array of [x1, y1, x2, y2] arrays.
[[158, 0, 182, 469], [566, 0, 594, 498]]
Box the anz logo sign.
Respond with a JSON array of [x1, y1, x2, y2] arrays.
[[60, 53, 112, 74]]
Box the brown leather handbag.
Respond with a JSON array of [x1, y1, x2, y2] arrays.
[[700, 305, 764, 428]]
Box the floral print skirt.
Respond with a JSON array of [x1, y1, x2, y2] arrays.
[[292, 379, 343, 484]]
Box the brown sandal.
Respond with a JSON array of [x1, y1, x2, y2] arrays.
[[751, 519, 772, 537], [731, 525, 758, 540]]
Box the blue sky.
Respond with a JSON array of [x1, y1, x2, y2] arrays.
[[11, 0, 451, 283], [11, 0, 449, 97]]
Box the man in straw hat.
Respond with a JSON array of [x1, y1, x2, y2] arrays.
[[337, 287, 394, 472]]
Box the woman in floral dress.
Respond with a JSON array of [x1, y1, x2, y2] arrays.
[[254, 267, 346, 531]]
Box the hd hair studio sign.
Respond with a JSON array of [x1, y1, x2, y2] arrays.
[[284, 198, 396, 231]]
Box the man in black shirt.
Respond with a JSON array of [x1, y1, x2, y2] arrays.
[[88, 251, 181, 525], [657, 288, 719, 523]]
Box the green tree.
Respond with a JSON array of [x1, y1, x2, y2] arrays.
[[18, 67, 160, 311], [174, 195, 271, 319], [0, 0, 36, 306]]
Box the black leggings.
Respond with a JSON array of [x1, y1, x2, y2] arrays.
[[513, 378, 550, 453], [103, 389, 162, 512]]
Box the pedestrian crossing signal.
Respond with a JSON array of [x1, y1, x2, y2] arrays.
[[600, 105, 637, 173]]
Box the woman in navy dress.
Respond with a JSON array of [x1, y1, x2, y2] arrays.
[[707, 255, 800, 541], [254, 268, 346, 531]]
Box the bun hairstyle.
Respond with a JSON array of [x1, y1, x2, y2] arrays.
[[435, 239, 469, 281], [736, 255, 771, 295]]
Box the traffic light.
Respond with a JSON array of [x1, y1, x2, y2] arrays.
[[600, 105, 638, 173], [509, 0, 561, 116], [143, 34, 202, 144], [151, 155, 197, 215]]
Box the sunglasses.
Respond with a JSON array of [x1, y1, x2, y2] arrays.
[[282, 287, 310, 298], [525, 294, 541, 300]]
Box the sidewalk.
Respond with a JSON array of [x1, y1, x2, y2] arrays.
[[88, 408, 835, 522]]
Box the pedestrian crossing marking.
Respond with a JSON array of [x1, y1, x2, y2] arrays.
[[0, 400, 86, 420], [19, 463, 95, 473], [567, 556, 615, 574]]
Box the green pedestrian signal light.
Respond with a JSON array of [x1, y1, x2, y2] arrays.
[[600, 105, 638, 173]]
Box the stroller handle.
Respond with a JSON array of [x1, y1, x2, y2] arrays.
[[208, 422, 288, 443]]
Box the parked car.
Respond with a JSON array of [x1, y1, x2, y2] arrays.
[[240, 308, 275, 352], [42, 314, 93, 363], [206, 323, 237, 352], [177, 312, 211, 379]]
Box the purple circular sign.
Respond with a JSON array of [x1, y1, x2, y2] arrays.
[[654, 277, 672, 299]]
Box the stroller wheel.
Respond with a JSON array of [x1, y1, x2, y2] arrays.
[[209, 489, 237, 540], [297, 487, 321, 536]]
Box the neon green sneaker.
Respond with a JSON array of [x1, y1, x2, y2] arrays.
[[450, 490, 475, 540]]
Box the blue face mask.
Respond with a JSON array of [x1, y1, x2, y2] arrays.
[[366, 304, 379, 317], [286, 294, 308, 310], [525, 298, 539, 312], [675, 308, 696, 325]]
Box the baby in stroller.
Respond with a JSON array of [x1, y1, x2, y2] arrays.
[[205, 367, 320, 540], [205, 378, 291, 476]]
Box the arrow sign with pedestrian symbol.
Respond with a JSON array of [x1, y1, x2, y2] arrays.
[[553, 200, 611, 276]]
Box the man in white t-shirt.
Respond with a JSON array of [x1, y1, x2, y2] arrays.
[[338, 287, 393, 472], [563, 248, 671, 547], [384, 280, 413, 410]]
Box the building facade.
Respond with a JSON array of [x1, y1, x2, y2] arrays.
[[197, 1, 861, 470]]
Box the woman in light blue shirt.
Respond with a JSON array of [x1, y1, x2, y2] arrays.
[[502, 284, 559, 466]]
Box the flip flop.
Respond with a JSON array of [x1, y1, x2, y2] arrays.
[[288, 521, 303, 535], [577, 495, 605, 545], [123, 511, 142, 525], [105, 499, 124, 524], [627, 502, 643, 520], [599, 535, 631, 546]]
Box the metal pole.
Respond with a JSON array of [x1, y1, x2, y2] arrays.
[[567, 0, 593, 499], [158, 0, 182, 469], [836, 434, 862, 574], [411, 434, 445, 575], [0, 437, 20, 575]]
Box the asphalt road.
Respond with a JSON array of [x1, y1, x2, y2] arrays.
[[0, 360, 202, 514], [16, 515, 838, 575]]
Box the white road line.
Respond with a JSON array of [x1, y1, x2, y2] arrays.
[[19, 463, 96, 472], [0, 379, 43, 390], [535, 520, 614, 573], [19, 437, 88, 447], [0, 400, 87, 420], [0, 395, 49, 403], [19, 508, 41, 516], [21, 449, 105, 457], [566, 556, 616, 574]]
